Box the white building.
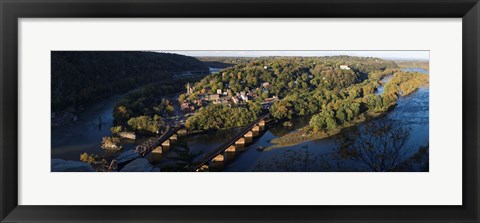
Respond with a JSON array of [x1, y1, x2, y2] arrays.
[[340, 65, 351, 70], [240, 94, 249, 102], [232, 96, 239, 104]]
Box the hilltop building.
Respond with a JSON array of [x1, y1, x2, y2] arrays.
[[186, 83, 194, 94]]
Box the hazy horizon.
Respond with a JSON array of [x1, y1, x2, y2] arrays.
[[155, 50, 429, 61]]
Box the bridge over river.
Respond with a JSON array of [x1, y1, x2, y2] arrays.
[[190, 113, 270, 171], [109, 113, 270, 172], [135, 125, 188, 161]]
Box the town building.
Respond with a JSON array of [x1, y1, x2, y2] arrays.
[[208, 94, 220, 101], [232, 96, 239, 104], [186, 83, 194, 94], [240, 94, 249, 102]]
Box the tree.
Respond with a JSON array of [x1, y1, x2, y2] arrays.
[[339, 118, 410, 171], [253, 149, 319, 172], [325, 116, 337, 130], [101, 136, 122, 150], [261, 91, 269, 99], [335, 108, 346, 124], [110, 125, 123, 135], [167, 142, 203, 171], [270, 100, 292, 120], [80, 153, 98, 164], [113, 105, 131, 123], [127, 115, 164, 135], [309, 114, 326, 132]]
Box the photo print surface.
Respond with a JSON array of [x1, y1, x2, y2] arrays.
[[51, 51, 429, 172]]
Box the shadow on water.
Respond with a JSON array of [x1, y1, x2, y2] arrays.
[[51, 67, 429, 172], [51, 94, 121, 160], [51, 67, 221, 162], [223, 68, 429, 172]]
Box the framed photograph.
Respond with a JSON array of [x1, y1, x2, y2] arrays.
[[1, 0, 479, 222]]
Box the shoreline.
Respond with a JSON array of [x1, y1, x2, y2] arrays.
[[265, 69, 428, 150], [265, 105, 395, 151]]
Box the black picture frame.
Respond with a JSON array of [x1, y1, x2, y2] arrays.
[[1, 0, 479, 222]]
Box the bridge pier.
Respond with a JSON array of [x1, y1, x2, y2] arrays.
[[161, 139, 170, 150], [196, 165, 209, 172], [258, 120, 266, 131], [252, 125, 260, 136], [151, 146, 163, 162], [169, 134, 178, 143], [235, 137, 246, 151], [224, 145, 236, 161], [177, 128, 188, 136], [210, 154, 224, 169], [190, 114, 270, 172], [243, 131, 253, 143]]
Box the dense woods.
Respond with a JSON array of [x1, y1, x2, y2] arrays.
[[101, 55, 426, 142], [111, 77, 203, 135], [51, 51, 209, 111], [197, 57, 252, 67], [185, 102, 262, 131], [51, 51, 430, 172], [181, 56, 426, 134]]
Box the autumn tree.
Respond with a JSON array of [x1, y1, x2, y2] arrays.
[[339, 118, 410, 171]]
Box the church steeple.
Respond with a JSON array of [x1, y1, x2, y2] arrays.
[[186, 83, 193, 94]]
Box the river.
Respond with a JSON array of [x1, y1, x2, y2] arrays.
[[52, 67, 429, 172], [222, 67, 429, 171], [51, 67, 221, 161]]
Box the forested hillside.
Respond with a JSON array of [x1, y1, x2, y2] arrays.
[[181, 56, 404, 131], [51, 51, 209, 111]]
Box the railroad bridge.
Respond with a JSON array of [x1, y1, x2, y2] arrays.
[[134, 125, 188, 161], [191, 113, 270, 171], [110, 113, 270, 172]]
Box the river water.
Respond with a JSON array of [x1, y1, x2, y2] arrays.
[[222, 67, 429, 171], [52, 67, 429, 172], [51, 68, 221, 161]]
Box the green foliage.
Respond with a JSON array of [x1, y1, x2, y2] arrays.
[[187, 56, 422, 134], [112, 77, 201, 127], [127, 115, 165, 135], [80, 153, 98, 164], [186, 56, 397, 104], [185, 103, 261, 131], [325, 116, 338, 130], [384, 71, 428, 97], [101, 136, 122, 150], [270, 100, 293, 120], [395, 61, 429, 71], [52, 51, 209, 111], [113, 106, 131, 124], [309, 114, 327, 132], [110, 126, 123, 135]]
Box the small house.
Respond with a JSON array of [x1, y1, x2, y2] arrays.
[[232, 96, 239, 104], [209, 94, 220, 101]]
